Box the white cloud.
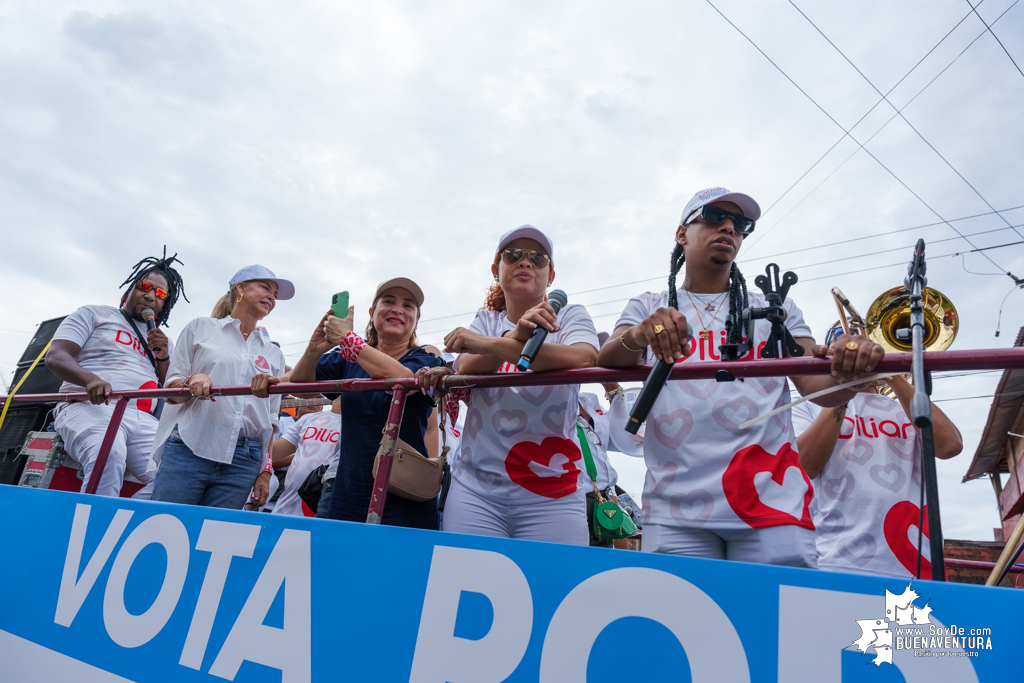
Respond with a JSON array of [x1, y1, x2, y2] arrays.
[[1, 0, 1022, 541]]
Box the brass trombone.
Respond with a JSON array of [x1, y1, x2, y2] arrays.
[[830, 285, 959, 394]]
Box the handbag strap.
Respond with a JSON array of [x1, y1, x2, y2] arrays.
[[575, 423, 600, 495]]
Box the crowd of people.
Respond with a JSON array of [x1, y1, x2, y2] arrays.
[[42, 186, 963, 579]]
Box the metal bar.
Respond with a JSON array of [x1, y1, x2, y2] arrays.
[[84, 397, 128, 495], [945, 558, 1024, 574], [6, 348, 1024, 405], [987, 513, 1024, 586], [366, 385, 407, 524]]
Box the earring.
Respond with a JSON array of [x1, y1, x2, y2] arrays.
[[236, 295, 243, 303]]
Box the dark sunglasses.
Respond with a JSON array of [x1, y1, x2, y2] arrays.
[[501, 248, 550, 268], [687, 205, 756, 237], [137, 281, 169, 300]]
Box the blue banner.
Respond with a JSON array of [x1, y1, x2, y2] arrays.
[[0, 485, 1018, 682]]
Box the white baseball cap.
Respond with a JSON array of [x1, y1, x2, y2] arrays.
[[496, 224, 554, 261], [229, 265, 295, 300], [680, 187, 761, 226], [375, 277, 425, 306]]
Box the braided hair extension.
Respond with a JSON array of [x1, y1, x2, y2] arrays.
[[118, 246, 188, 326], [667, 240, 748, 345], [724, 263, 749, 346]]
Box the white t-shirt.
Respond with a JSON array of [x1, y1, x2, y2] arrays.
[[577, 392, 618, 491], [792, 394, 923, 577], [606, 388, 645, 458], [53, 305, 170, 414], [615, 288, 814, 530], [273, 411, 340, 516], [454, 304, 599, 505]]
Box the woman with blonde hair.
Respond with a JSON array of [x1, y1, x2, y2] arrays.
[[417, 225, 599, 544], [289, 277, 444, 528], [150, 265, 290, 509]]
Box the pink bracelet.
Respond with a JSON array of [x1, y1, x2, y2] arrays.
[[339, 331, 368, 362]]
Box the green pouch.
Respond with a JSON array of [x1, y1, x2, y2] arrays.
[[578, 425, 638, 542]]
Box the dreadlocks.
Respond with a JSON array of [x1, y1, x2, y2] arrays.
[[118, 246, 188, 327], [666, 241, 748, 346]]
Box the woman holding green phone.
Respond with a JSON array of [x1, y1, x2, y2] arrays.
[[289, 277, 444, 528]]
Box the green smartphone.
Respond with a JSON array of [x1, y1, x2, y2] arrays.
[[331, 291, 349, 318]]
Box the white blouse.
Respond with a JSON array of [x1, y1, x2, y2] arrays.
[[149, 316, 285, 470]]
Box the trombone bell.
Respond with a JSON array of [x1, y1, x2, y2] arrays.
[[865, 285, 958, 353]]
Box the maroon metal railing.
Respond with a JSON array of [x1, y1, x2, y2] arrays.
[[5, 348, 1024, 524]]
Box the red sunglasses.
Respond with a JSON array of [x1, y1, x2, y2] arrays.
[[137, 281, 169, 300]]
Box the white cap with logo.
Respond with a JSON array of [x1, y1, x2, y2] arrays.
[[680, 187, 761, 227], [495, 224, 554, 261], [375, 277, 425, 306], [229, 265, 295, 300]]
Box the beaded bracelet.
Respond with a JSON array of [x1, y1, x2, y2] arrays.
[[605, 386, 625, 401]]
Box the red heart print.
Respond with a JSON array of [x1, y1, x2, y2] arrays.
[[883, 501, 931, 579], [722, 443, 814, 529], [504, 437, 581, 499], [136, 380, 158, 413], [254, 355, 270, 371]]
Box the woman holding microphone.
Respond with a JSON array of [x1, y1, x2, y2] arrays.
[[418, 225, 599, 544], [150, 265, 290, 509], [289, 277, 444, 528]]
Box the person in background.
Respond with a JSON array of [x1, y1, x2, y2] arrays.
[[289, 277, 444, 528], [598, 187, 884, 567], [417, 225, 599, 545], [577, 392, 623, 546], [46, 251, 186, 498], [150, 265, 290, 509], [272, 398, 340, 516], [792, 320, 962, 578]]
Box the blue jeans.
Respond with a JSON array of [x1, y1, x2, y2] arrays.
[[153, 428, 263, 509]]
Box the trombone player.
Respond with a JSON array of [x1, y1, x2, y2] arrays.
[[792, 290, 963, 579]]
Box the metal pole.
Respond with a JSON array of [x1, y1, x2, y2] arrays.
[[366, 385, 407, 524], [84, 397, 128, 495], [987, 513, 1024, 586], [905, 240, 945, 581]]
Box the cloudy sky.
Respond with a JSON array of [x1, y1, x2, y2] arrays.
[[2, 0, 1023, 541]]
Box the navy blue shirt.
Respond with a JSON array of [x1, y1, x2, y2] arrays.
[[316, 346, 444, 528]]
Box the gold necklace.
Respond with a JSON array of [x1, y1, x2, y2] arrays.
[[684, 289, 728, 340]]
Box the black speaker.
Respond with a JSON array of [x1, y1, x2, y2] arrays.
[[10, 315, 67, 396], [0, 404, 55, 484]]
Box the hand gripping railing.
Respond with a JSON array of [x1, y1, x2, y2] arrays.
[[4, 348, 1024, 547]]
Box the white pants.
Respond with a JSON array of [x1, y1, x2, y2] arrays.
[[643, 523, 818, 568], [443, 477, 589, 546], [54, 402, 156, 499]]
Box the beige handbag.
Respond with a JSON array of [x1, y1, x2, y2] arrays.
[[371, 433, 447, 503]]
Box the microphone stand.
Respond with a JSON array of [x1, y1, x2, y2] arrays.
[[719, 263, 804, 363], [905, 239, 946, 581]]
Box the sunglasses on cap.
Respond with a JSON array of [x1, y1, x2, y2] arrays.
[[501, 248, 551, 269], [686, 205, 756, 237], [137, 281, 169, 300]]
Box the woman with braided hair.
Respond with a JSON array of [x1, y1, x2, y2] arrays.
[[46, 249, 187, 498], [598, 187, 886, 566]]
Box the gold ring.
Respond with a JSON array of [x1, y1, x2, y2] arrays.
[[653, 324, 666, 335], [846, 341, 860, 351]]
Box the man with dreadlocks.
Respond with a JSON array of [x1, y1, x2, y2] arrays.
[[46, 250, 187, 498], [598, 187, 884, 567]]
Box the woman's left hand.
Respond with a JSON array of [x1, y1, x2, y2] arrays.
[[251, 374, 281, 399], [324, 307, 355, 345], [247, 471, 271, 510]]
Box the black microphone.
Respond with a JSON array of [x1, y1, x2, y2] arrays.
[[516, 290, 568, 372], [625, 323, 693, 435], [141, 307, 156, 331]]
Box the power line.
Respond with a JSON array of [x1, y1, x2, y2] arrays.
[[733, 0, 1019, 272], [968, 0, 1024, 80], [748, 0, 1022, 258], [788, 0, 1024, 242], [748, 0, 989, 237]]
